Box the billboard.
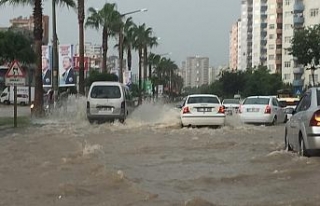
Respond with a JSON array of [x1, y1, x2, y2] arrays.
[[59, 44, 75, 87], [73, 56, 90, 71], [42, 45, 52, 87], [123, 71, 132, 86]]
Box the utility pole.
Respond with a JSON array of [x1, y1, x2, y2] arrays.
[[78, 0, 85, 95], [52, 0, 59, 107]]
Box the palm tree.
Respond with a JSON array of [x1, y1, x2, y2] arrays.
[[85, 3, 121, 72], [0, 0, 75, 116], [77, 0, 85, 95], [123, 17, 136, 72]]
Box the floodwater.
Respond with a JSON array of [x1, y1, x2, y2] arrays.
[[1, 96, 320, 206]]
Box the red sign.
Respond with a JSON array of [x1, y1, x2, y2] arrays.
[[5, 60, 25, 78], [73, 56, 90, 71]]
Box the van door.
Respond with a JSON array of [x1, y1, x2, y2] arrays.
[[123, 86, 134, 115]]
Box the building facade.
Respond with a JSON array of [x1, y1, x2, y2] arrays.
[[238, 0, 253, 70], [229, 20, 240, 70], [9, 15, 49, 45], [184, 56, 210, 88], [75, 42, 102, 69]]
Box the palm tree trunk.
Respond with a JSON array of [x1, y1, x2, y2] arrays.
[[33, 0, 44, 116], [119, 27, 124, 83], [127, 47, 132, 71], [101, 27, 108, 72], [78, 0, 85, 95], [143, 45, 148, 81], [138, 47, 143, 105]]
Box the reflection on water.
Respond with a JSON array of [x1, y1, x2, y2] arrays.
[[2, 96, 320, 205]]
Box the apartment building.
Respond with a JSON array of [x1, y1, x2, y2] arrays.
[[184, 56, 210, 88], [75, 42, 102, 69], [229, 20, 240, 70], [266, 0, 283, 74], [282, 0, 320, 94], [238, 0, 253, 70], [9, 15, 49, 44]]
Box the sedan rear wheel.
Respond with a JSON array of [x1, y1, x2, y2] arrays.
[[284, 131, 292, 151], [298, 137, 309, 157]]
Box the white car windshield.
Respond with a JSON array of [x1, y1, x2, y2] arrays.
[[187, 96, 219, 104], [223, 99, 239, 104], [243, 98, 269, 105]]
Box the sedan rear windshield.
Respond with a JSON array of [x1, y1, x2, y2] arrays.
[[90, 85, 121, 99], [243, 98, 269, 105], [223, 99, 239, 104], [187, 96, 219, 104]]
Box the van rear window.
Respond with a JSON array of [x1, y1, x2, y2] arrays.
[[90, 86, 121, 99]]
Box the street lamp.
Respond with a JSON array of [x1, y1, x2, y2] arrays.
[[118, 8, 148, 83]]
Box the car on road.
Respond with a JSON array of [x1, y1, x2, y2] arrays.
[[278, 97, 300, 119], [239, 96, 287, 125], [86, 81, 135, 124], [222, 98, 241, 115], [284, 87, 320, 156], [179, 94, 225, 127]]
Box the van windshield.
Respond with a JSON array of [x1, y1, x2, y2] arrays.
[[90, 86, 121, 99]]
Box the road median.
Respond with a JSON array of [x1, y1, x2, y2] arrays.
[[0, 116, 31, 129]]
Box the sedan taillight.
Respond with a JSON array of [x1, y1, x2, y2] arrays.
[[264, 105, 271, 114], [310, 110, 320, 126], [182, 106, 190, 114], [218, 106, 225, 114]]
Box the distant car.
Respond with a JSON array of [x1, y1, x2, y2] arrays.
[[239, 96, 287, 125], [284, 87, 320, 157], [222, 98, 240, 115], [278, 97, 300, 119], [179, 94, 226, 127]]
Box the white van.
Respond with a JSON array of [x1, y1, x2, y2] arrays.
[[86, 81, 135, 123]]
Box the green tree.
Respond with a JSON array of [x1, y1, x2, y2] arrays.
[[289, 24, 320, 86], [0, 31, 35, 64], [85, 70, 118, 87], [85, 3, 121, 72]]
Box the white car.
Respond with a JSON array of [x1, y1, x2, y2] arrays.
[[239, 96, 287, 125], [222, 98, 241, 115], [180, 94, 226, 127]]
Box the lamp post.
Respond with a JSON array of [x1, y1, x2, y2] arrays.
[[118, 8, 147, 83]]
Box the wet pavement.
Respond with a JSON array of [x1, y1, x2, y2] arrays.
[[1, 97, 320, 206]]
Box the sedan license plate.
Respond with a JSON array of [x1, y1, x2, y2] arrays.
[[197, 108, 212, 112], [247, 108, 259, 112]]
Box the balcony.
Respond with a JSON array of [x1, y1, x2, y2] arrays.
[[276, 28, 283, 34], [294, 3, 304, 12], [292, 79, 304, 87], [294, 16, 304, 24], [276, 49, 282, 54], [275, 59, 282, 64], [276, 39, 282, 45], [276, 8, 283, 13], [293, 67, 304, 74], [276, 0, 283, 3], [276, 17, 283, 23]]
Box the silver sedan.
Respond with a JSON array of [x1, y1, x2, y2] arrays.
[[285, 87, 320, 157]]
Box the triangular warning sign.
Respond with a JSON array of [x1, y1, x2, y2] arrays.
[[5, 60, 25, 78]]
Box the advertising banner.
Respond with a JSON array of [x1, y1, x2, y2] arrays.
[[59, 44, 75, 87], [42, 45, 52, 87], [73, 56, 90, 71], [123, 71, 132, 86]]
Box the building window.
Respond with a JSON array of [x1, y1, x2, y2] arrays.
[[269, 15, 276, 20], [285, 0, 291, 6], [269, 34, 275, 39], [284, 61, 291, 67], [269, 44, 275, 50], [310, 8, 319, 17], [269, 24, 275, 29], [285, 24, 291, 30], [284, 73, 291, 80], [269, 55, 275, 60], [285, 11, 291, 17]]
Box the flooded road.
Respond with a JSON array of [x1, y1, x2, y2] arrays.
[[1, 97, 320, 206]]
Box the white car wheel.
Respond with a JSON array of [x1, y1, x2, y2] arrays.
[[298, 136, 309, 157], [284, 131, 292, 151]]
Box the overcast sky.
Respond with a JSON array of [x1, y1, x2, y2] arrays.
[[0, 0, 240, 69]]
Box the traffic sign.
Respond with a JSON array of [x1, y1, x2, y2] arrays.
[[5, 60, 26, 86]]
